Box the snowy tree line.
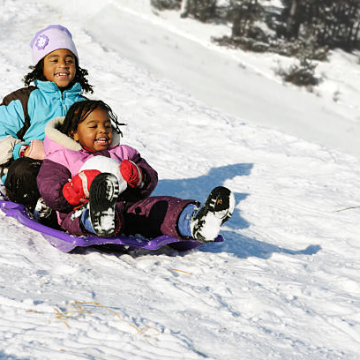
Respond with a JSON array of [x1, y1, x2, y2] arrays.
[[151, 0, 360, 54]]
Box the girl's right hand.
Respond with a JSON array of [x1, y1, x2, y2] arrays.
[[25, 140, 46, 160], [62, 170, 101, 206], [23, 146, 30, 157]]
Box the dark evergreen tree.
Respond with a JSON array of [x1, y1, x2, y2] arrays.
[[231, 0, 263, 38], [179, 0, 218, 22], [151, 0, 181, 11], [280, 0, 360, 51]]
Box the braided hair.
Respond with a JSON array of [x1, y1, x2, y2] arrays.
[[23, 57, 94, 94], [59, 99, 125, 137]]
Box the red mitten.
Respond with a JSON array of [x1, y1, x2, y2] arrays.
[[120, 160, 143, 188], [62, 170, 101, 205]]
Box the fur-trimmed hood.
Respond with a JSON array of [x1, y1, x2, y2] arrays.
[[43, 116, 137, 178], [44, 116, 120, 155]]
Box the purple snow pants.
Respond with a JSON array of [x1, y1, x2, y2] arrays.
[[59, 196, 196, 239]]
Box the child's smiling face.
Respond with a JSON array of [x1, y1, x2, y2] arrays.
[[43, 49, 76, 89], [71, 108, 113, 152]]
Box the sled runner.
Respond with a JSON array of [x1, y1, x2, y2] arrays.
[[0, 200, 224, 253]]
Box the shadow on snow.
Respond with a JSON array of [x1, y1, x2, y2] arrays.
[[153, 162, 252, 232], [154, 162, 321, 259], [0, 351, 30, 360], [198, 231, 321, 259]]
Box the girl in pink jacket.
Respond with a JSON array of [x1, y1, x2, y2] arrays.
[[37, 100, 235, 242]]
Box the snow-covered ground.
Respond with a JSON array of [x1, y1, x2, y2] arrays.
[[0, 1, 359, 359], [84, 0, 360, 158]]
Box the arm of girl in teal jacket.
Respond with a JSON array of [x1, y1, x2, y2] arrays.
[[0, 99, 27, 164]]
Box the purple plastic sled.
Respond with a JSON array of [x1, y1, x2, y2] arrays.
[[0, 200, 224, 253]]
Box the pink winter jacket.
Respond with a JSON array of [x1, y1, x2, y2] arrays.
[[37, 117, 158, 215]]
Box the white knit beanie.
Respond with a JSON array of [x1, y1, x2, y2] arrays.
[[30, 25, 79, 65]]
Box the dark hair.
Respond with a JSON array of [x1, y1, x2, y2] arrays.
[[22, 57, 94, 94], [60, 99, 124, 137]]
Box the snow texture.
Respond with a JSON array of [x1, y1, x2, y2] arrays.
[[0, 0, 359, 359]]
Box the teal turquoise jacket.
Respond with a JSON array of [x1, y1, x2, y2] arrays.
[[0, 80, 84, 165]]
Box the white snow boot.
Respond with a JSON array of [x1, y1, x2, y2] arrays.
[[89, 173, 120, 236], [34, 197, 53, 220], [191, 186, 235, 243]]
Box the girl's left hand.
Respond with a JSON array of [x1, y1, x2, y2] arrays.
[[120, 160, 143, 188]]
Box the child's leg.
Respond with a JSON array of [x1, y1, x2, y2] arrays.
[[121, 196, 196, 239], [59, 173, 122, 237], [122, 187, 235, 242], [58, 203, 121, 237], [58, 208, 87, 236], [177, 203, 199, 237], [4, 157, 42, 211], [80, 206, 93, 233], [80, 205, 122, 236]]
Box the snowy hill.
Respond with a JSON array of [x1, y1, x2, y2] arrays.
[[0, 1, 359, 359]]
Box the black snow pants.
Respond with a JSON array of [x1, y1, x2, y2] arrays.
[[4, 157, 42, 212]]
